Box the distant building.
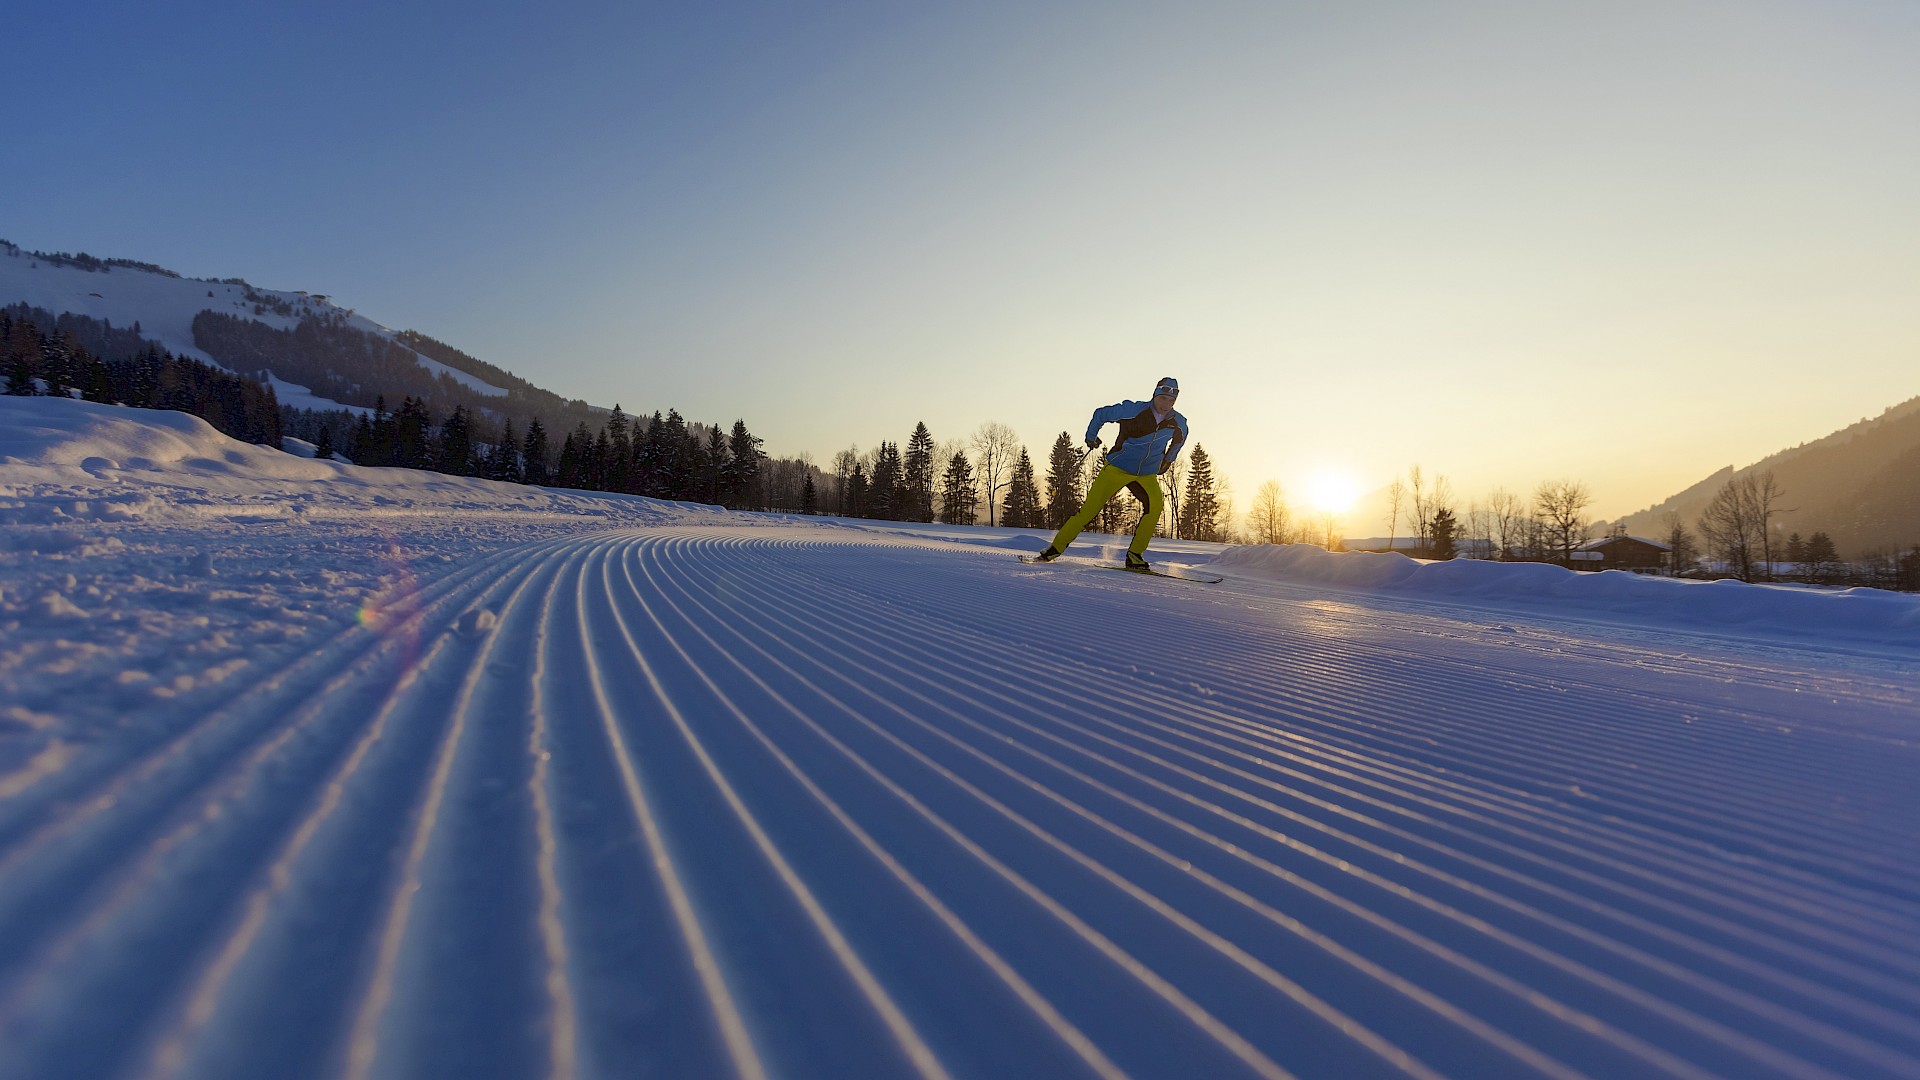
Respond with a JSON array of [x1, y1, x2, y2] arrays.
[[1344, 537, 1497, 559], [1574, 534, 1672, 572]]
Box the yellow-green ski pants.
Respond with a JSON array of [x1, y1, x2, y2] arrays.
[[1050, 463, 1163, 556]]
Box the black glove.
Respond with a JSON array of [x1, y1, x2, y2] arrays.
[[1158, 458, 1173, 474], [1085, 437, 1101, 449]]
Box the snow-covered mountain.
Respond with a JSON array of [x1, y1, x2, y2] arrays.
[[0, 241, 511, 415]]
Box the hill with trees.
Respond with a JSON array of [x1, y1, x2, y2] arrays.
[[1619, 394, 1920, 558]]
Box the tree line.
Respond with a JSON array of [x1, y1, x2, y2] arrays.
[[816, 420, 1233, 540], [3, 308, 283, 446]]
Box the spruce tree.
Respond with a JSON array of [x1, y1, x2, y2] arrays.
[[846, 463, 870, 518], [6, 348, 35, 394], [436, 405, 475, 475], [590, 428, 612, 491], [725, 419, 763, 509], [521, 418, 551, 485], [904, 422, 936, 523], [604, 405, 632, 493], [313, 425, 336, 461], [702, 425, 728, 504], [491, 418, 521, 482], [939, 452, 978, 525], [1177, 445, 1220, 542], [868, 442, 902, 520], [1429, 507, 1458, 560], [800, 473, 818, 515], [1044, 431, 1083, 529], [1003, 449, 1042, 529]]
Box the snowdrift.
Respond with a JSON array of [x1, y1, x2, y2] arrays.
[[0, 396, 727, 528], [1212, 543, 1920, 646]]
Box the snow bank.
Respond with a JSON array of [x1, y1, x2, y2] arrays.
[[1211, 543, 1920, 646], [0, 395, 723, 527]]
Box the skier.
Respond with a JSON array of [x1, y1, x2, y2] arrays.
[[1033, 377, 1187, 571]]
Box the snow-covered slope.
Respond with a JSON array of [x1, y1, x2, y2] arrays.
[[2, 397, 1918, 1080], [0, 244, 510, 410]]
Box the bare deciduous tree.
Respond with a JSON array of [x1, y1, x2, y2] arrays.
[[1489, 487, 1527, 560], [1384, 477, 1406, 554], [1697, 470, 1788, 582], [1249, 480, 1291, 544], [970, 422, 1020, 527], [1534, 479, 1593, 564]]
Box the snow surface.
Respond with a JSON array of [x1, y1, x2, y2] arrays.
[[3, 397, 1919, 1080], [0, 249, 510, 408]]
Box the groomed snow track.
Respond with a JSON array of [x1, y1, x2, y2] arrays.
[[2, 524, 1917, 1080]]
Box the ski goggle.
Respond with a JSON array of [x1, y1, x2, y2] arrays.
[[1153, 383, 1179, 399]]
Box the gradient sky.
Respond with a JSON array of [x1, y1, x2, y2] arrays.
[[9, 0, 1919, 525]]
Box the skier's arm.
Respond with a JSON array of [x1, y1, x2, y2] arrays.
[[1086, 401, 1133, 447], [1159, 417, 1188, 474]]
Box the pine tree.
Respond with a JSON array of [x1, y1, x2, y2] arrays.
[[702, 425, 728, 504], [633, 411, 663, 495], [313, 425, 336, 460], [490, 418, 521, 482], [6, 347, 36, 394], [1003, 449, 1042, 529], [519, 418, 549, 485], [1804, 531, 1840, 584], [800, 473, 818, 515], [1044, 431, 1083, 529], [436, 405, 475, 476], [1177, 445, 1220, 542], [393, 397, 431, 469], [845, 463, 870, 518], [605, 405, 632, 493], [350, 413, 377, 464], [939, 452, 978, 525], [725, 419, 763, 510], [557, 422, 592, 488], [868, 442, 902, 520], [590, 428, 612, 491], [1429, 507, 1459, 560], [903, 422, 936, 523]]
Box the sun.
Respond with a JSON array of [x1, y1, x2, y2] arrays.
[[1303, 470, 1361, 515]]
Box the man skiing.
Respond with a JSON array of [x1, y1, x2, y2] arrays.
[[1033, 377, 1187, 572]]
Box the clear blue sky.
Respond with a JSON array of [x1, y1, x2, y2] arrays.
[[9, 0, 1919, 524]]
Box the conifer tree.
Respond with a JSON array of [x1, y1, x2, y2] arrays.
[[800, 473, 818, 515], [436, 405, 475, 475], [557, 422, 592, 488], [634, 410, 664, 495], [1003, 449, 1042, 529], [845, 462, 870, 518], [313, 425, 336, 461], [1177, 445, 1220, 542], [1429, 507, 1458, 560], [393, 397, 431, 469], [725, 419, 763, 509], [491, 418, 521, 482], [590, 428, 612, 491], [522, 418, 551, 486], [867, 442, 902, 520], [604, 405, 632, 493], [1044, 431, 1083, 529], [6, 348, 36, 394], [939, 451, 978, 525], [904, 422, 936, 523], [702, 424, 728, 504]]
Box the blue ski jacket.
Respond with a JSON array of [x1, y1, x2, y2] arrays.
[[1087, 400, 1188, 477]]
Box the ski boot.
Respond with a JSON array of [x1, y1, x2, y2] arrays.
[[1124, 551, 1151, 573], [1032, 545, 1062, 563]]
